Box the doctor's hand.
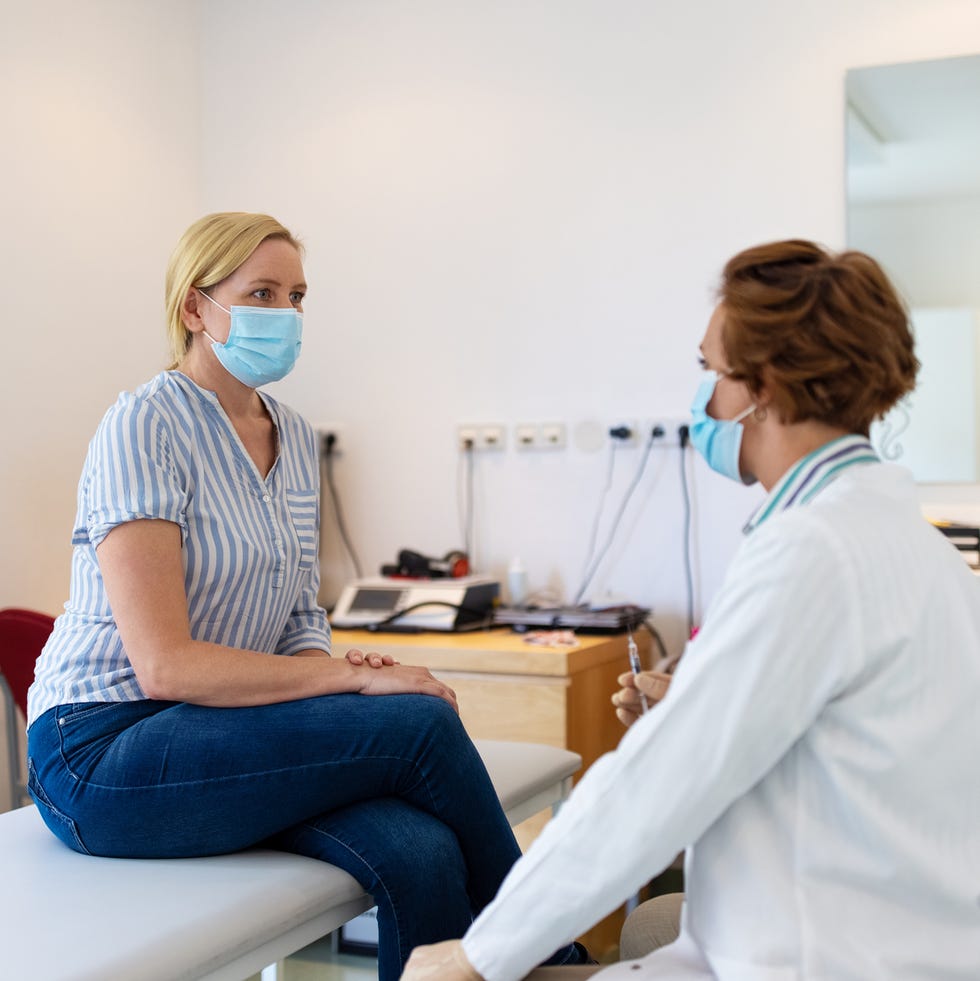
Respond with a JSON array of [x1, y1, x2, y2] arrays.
[[400, 939, 483, 981], [612, 670, 672, 728], [345, 648, 398, 669]]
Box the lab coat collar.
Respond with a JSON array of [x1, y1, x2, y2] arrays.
[[743, 434, 879, 534]]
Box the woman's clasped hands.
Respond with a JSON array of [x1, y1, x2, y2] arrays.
[[345, 648, 459, 713], [344, 647, 397, 669]]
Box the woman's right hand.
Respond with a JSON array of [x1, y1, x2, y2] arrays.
[[612, 670, 672, 728], [355, 661, 459, 713]]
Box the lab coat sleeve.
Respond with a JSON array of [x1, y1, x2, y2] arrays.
[[462, 508, 863, 981]]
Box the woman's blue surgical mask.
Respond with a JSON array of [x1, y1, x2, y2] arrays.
[[197, 290, 302, 388], [689, 371, 757, 485]]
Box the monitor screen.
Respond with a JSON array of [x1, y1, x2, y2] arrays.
[[349, 588, 403, 614]]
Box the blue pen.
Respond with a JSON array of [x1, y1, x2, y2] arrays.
[[627, 627, 649, 714]]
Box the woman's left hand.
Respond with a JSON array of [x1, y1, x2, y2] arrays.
[[345, 648, 397, 669], [400, 939, 483, 980]]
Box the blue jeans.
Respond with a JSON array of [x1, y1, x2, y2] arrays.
[[27, 693, 582, 980]]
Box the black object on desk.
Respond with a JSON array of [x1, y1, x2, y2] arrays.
[[494, 604, 651, 634], [935, 522, 980, 568]]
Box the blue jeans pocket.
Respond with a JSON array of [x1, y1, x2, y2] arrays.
[[27, 757, 91, 855], [53, 700, 164, 781]]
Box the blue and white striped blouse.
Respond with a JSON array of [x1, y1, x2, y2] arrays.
[[28, 371, 331, 725]]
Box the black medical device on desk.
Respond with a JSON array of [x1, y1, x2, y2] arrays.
[[494, 603, 650, 634], [933, 521, 980, 569], [330, 576, 500, 632]]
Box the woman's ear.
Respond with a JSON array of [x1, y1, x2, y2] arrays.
[[181, 288, 206, 334]]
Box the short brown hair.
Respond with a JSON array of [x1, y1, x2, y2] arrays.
[[718, 239, 918, 435]]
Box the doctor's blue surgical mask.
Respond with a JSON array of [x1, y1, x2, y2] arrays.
[[689, 371, 757, 485], [197, 289, 303, 388]]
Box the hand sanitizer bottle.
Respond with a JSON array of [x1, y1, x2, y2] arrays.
[[508, 557, 528, 608]]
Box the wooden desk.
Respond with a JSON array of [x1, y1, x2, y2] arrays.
[[331, 626, 651, 959], [331, 626, 646, 769]]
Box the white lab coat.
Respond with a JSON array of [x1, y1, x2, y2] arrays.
[[462, 462, 980, 980]]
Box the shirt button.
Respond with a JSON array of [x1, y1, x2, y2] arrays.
[[262, 494, 271, 503]]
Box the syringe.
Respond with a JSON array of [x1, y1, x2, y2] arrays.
[[627, 627, 649, 714]]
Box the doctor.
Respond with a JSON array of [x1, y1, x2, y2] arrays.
[[401, 239, 980, 980]]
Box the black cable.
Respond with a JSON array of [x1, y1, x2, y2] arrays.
[[365, 600, 494, 632], [321, 443, 364, 579], [678, 425, 695, 636], [642, 619, 669, 662], [573, 432, 658, 606]]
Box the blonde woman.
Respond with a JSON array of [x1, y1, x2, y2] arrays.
[[27, 212, 589, 981]]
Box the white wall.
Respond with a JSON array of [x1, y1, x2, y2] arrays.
[[4, 0, 980, 662], [2, 0, 200, 610]]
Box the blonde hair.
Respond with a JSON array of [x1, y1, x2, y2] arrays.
[[164, 212, 304, 367]]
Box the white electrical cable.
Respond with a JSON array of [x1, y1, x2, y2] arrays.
[[573, 441, 618, 599], [456, 443, 475, 564], [573, 432, 658, 606]]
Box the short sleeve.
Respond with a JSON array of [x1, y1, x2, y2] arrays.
[[75, 393, 190, 548]]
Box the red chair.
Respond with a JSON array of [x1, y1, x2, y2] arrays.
[[0, 608, 55, 810]]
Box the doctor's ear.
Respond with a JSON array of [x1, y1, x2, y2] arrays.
[[751, 368, 783, 423], [753, 367, 776, 407]]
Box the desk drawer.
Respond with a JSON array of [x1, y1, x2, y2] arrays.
[[434, 671, 568, 747]]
